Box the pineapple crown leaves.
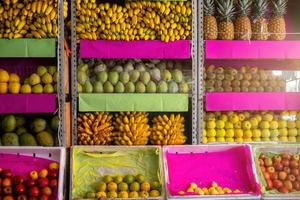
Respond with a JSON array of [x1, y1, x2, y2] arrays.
[[271, 0, 287, 17], [236, 0, 252, 16], [252, 0, 268, 19], [204, 0, 216, 16], [216, 0, 235, 21]]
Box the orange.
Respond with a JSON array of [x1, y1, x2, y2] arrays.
[[9, 73, 20, 83], [0, 83, 8, 94], [8, 82, 21, 94]]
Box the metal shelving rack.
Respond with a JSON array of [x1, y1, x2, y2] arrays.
[[57, 0, 66, 147], [70, 0, 199, 145]]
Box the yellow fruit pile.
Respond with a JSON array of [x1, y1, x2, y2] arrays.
[[0, 0, 68, 39], [0, 67, 57, 94], [76, 1, 192, 42], [77, 112, 114, 145], [150, 114, 186, 145], [203, 111, 300, 143], [178, 182, 241, 196], [86, 174, 161, 198], [0, 69, 21, 94], [113, 112, 151, 145]]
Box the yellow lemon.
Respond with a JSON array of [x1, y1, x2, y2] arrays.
[[20, 84, 32, 94]]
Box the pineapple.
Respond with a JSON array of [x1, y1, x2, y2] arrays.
[[252, 0, 269, 40], [216, 0, 235, 40], [268, 0, 287, 40], [204, 0, 218, 40], [234, 0, 252, 40]]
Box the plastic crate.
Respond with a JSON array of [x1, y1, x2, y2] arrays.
[[70, 145, 165, 200], [163, 144, 261, 200], [252, 144, 300, 200], [0, 147, 66, 200]]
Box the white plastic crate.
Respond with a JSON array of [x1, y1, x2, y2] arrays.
[[70, 145, 165, 200], [252, 144, 300, 200], [163, 144, 261, 200]]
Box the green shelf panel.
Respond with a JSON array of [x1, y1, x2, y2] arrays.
[[79, 93, 189, 112], [0, 39, 56, 57]]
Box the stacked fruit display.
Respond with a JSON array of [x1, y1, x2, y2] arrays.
[[0, 162, 59, 200], [204, 0, 287, 40], [85, 174, 162, 198], [258, 152, 300, 193], [178, 182, 241, 195], [0, 66, 57, 94], [77, 59, 191, 94], [203, 111, 300, 143], [77, 112, 187, 145], [204, 65, 285, 92], [0, 0, 68, 39], [0, 115, 58, 146], [76, 1, 192, 42]]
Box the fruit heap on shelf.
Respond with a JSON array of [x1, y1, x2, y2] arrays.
[[258, 152, 300, 193], [0, 66, 57, 94], [203, 111, 300, 143], [76, 1, 192, 42], [0, 162, 59, 200], [78, 59, 191, 94], [0, 115, 58, 146], [85, 174, 161, 198], [178, 181, 241, 195], [204, 65, 285, 92], [0, 0, 68, 39], [204, 0, 287, 40], [77, 112, 186, 145]]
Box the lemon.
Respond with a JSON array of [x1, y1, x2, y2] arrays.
[[43, 84, 54, 93], [29, 73, 41, 86], [42, 73, 53, 84], [37, 66, 48, 76], [32, 84, 43, 93]]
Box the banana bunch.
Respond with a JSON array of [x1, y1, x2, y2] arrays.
[[150, 114, 186, 145], [77, 112, 114, 145], [76, 0, 192, 42], [63, 1, 68, 19], [0, 0, 68, 39], [113, 112, 151, 145]]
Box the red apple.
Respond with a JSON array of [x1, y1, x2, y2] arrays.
[[284, 167, 291, 174], [273, 155, 282, 163], [290, 160, 299, 169], [282, 159, 290, 167], [28, 186, 39, 197], [267, 167, 275, 173], [279, 171, 287, 180], [274, 162, 283, 171], [293, 181, 300, 190], [1, 170, 12, 178], [41, 187, 52, 196], [279, 186, 289, 193], [270, 173, 278, 180], [39, 195, 49, 200], [48, 170, 58, 179], [287, 174, 296, 182], [281, 152, 291, 160], [2, 178, 12, 187], [17, 195, 27, 200], [291, 169, 299, 176], [49, 179, 58, 189], [12, 175, 24, 185], [38, 178, 49, 188], [273, 180, 283, 189], [26, 179, 36, 187], [3, 187, 12, 195], [15, 184, 26, 194]]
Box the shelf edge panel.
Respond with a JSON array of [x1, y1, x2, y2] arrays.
[[79, 93, 189, 112], [206, 92, 300, 111], [0, 39, 56, 58], [79, 40, 191, 59], [0, 94, 57, 113], [205, 40, 300, 60]]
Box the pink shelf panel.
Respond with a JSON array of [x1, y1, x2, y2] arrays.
[[0, 94, 56, 113], [205, 40, 300, 59], [206, 92, 300, 111], [80, 40, 191, 59]]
